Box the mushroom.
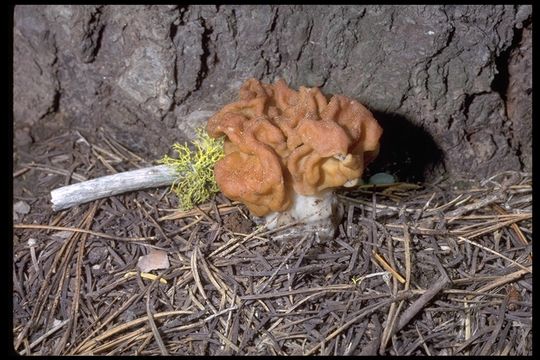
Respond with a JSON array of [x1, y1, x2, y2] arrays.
[[207, 79, 383, 240]]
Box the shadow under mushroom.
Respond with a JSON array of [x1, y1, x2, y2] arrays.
[[366, 111, 445, 184]]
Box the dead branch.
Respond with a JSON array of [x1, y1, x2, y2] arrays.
[[49, 165, 177, 211]]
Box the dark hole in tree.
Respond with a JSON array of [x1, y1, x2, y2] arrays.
[[366, 111, 445, 183]]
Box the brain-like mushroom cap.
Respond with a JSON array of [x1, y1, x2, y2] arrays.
[[207, 79, 383, 216]]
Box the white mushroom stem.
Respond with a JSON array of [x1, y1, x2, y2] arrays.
[[261, 190, 343, 241], [50, 165, 177, 211]]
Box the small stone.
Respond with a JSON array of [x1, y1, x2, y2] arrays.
[[137, 249, 170, 273], [13, 201, 31, 215], [368, 172, 396, 185]]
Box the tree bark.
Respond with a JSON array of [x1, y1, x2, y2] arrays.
[[14, 5, 532, 181]]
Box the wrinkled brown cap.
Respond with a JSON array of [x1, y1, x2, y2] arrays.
[[207, 79, 383, 216]]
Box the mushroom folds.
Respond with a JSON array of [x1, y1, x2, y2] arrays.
[[207, 79, 383, 217]]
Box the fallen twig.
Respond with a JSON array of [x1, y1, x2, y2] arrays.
[[14, 223, 158, 242], [396, 273, 452, 333], [50, 165, 176, 211]]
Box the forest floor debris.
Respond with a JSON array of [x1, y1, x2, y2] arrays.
[[13, 129, 532, 355]]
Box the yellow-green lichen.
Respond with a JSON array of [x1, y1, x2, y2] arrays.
[[159, 127, 224, 210]]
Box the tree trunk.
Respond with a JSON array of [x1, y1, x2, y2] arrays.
[[13, 5, 532, 181]]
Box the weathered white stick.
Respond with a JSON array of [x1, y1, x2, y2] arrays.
[[50, 165, 177, 211]]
